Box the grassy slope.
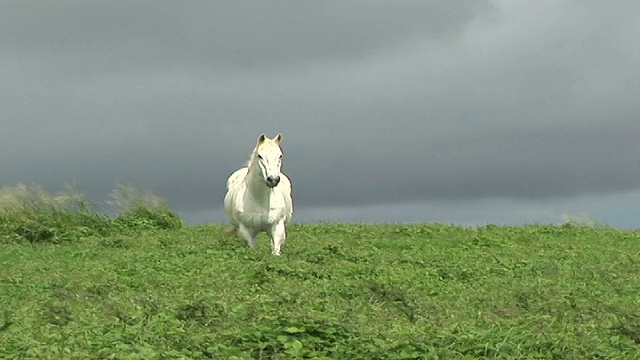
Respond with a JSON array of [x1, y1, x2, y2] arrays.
[[0, 223, 639, 359]]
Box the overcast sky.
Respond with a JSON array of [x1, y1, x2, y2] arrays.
[[1, 1, 639, 228]]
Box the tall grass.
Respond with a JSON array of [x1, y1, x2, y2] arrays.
[[0, 183, 181, 244], [107, 183, 183, 231]]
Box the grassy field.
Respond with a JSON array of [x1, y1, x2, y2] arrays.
[[0, 186, 639, 359]]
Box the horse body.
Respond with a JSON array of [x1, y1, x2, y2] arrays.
[[224, 133, 293, 255]]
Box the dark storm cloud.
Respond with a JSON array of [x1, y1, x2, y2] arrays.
[[1, 0, 639, 226], [0, 0, 492, 75], [286, 124, 640, 207], [181, 190, 640, 230]]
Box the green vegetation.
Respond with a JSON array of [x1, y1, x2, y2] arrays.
[[0, 184, 639, 359]]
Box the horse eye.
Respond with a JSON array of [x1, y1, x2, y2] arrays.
[[279, 155, 282, 159], [258, 155, 263, 160]]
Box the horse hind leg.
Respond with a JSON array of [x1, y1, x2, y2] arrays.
[[238, 224, 257, 249]]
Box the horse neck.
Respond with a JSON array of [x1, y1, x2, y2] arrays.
[[246, 158, 272, 202]]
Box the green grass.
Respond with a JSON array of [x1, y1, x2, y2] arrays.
[[0, 183, 638, 358], [1, 219, 640, 359]]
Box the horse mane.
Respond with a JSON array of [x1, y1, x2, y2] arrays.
[[246, 148, 258, 169]]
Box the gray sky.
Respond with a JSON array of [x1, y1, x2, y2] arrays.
[[2, 1, 639, 228]]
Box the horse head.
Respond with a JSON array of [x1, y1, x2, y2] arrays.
[[252, 133, 284, 188]]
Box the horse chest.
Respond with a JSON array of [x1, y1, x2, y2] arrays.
[[240, 198, 283, 227]]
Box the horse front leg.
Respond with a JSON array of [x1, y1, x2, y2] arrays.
[[238, 224, 257, 249], [269, 221, 286, 256]]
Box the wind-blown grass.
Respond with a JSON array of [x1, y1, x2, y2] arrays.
[[0, 184, 639, 358], [0, 183, 181, 243], [107, 183, 183, 231]]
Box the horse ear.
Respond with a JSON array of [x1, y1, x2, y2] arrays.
[[274, 133, 283, 144], [257, 133, 266, 144]]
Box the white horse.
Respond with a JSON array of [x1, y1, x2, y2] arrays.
[[224, 133, 293, 255]]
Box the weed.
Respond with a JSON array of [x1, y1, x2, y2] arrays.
[[0, 311, 13, 333], [0, 187, 639, 358]]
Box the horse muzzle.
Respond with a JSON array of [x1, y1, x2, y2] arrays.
[[265, 175, 281, 188]]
